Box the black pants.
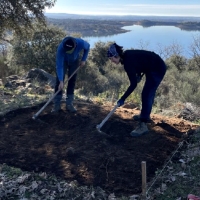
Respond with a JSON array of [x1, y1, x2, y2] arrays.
[[54, 59, 79, 101], [140, 60, 166, 122]]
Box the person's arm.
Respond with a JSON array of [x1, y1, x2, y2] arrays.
[[120, 71, 138, 101], [56, 44, 65, 82], [81, 40, 90, 61]]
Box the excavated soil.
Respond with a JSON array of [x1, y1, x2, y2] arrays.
[[0, 100, 198, 197]]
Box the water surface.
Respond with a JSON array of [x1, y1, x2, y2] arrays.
[[83, 25, 200, 58]]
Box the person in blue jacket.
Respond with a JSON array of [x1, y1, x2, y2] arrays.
[[52, 36, 90, 113], [107, 43, 166, 137]]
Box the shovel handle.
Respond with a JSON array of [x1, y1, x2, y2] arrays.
[[97, 104, 119, 130], [32, 66, 81, 119], [32, 89, 60, 119]]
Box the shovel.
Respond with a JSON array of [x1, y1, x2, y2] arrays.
[[96, 103, 119, 136], [32, 66, 81, 120]]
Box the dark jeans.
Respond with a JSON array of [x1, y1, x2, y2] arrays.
[[140, 61, 166, 122], [54, 59, 79, 103]]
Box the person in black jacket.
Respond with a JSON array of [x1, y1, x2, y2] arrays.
[[107, 43, 166, 137]]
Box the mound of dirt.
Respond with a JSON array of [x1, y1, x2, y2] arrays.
[[0, 100, 198, 197]]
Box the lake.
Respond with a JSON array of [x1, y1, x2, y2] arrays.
[[83, 25, 200, 58]]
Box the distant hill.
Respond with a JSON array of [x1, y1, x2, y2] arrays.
[[44, 13, 200, 22], [46, 14, 200, 37], [46, 18, 134, 37]]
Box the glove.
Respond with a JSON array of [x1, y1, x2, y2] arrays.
[[117, 99, 124, 107]]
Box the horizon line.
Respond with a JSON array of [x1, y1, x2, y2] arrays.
[[44, 12, 200, 18]]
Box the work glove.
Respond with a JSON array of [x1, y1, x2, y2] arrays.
[[117, 99, 124, 107]]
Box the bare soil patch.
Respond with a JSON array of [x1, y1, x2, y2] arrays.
[[0, 100, 198, 197]]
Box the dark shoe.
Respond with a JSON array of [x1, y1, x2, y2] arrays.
[[130, 122, 149, 137], [133, 114, 153, 123], [51, 104, 61, 113], [66, 104, 77, 113]]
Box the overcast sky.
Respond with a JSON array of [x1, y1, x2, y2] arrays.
[[45, 0, 200, 17]]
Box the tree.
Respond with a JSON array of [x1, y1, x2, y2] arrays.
[[76, 61, 109, 96], [0, 0, 56, 41], [89, 41, 112, 74], [7, 23, 66, 74], [165, 54, 187, 72], [189, 35, 200, 69], [156, 42, 183, 60]]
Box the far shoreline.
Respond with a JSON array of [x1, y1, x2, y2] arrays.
[[47, 16, 200, 37]]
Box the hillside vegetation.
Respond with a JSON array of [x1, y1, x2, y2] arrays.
[[1, 20, 200, 111]]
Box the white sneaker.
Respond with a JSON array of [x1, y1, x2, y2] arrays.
[[130, 122, 149, 137]]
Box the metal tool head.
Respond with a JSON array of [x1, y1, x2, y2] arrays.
[[32, 115, 48, 124], [32, 115, 37, 120], [96, 124, 111, 138], [96, 124, 101, 133]]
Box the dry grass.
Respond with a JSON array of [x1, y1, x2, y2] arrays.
[[146, 129, 200, 200]]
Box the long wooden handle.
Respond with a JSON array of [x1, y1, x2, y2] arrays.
[[32, 66, 81, 119], [96, 104, 119, 130], [32, 90, 60, 119]]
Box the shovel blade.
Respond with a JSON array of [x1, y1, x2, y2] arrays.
[[96, 125, 111, 138]]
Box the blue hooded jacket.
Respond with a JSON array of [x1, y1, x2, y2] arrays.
[[56, 37, 90, 81]]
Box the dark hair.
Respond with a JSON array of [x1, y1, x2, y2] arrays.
[[113, 43, 123, 57]]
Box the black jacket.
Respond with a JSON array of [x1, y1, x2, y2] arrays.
[[120, 49, 165, 101]]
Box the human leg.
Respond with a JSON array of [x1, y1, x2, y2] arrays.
[[130, 76, 159, 137], [133, 114, 153, 123], [66, 59, 79, 112], [140, 70, 165, 122], [131, 68, 166, 137], [52, 66, 66, 113]]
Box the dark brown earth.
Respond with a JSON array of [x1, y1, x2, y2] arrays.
[[0, 100, 198, 197]]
